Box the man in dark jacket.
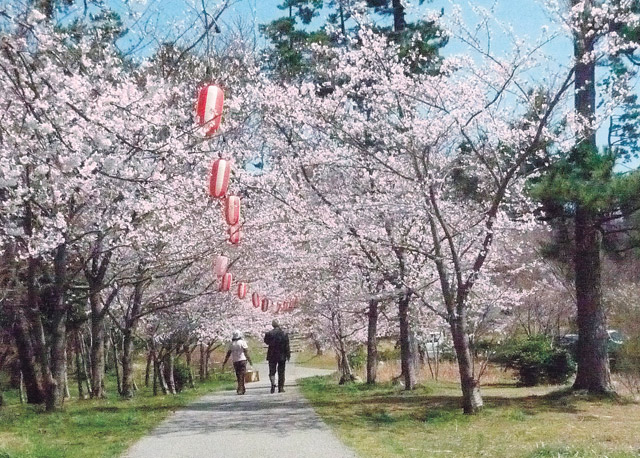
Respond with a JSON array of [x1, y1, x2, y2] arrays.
[[264, 320, 291, 393]]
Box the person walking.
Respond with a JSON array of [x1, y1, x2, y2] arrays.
[[222, 330, 253, 395], [264, 320, 291, 393]]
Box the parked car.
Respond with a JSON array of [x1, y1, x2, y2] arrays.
[[555, 330, 625, 368]]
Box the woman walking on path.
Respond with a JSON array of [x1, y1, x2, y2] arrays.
[[222, 330, 253, 395]]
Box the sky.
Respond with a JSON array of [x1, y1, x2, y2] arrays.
[[222, 0, 573, 59], [113, 0, 571, 62]]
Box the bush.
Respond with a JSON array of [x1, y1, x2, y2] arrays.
[[173, 361, 192, 392], [347, 346, 366, 370], [494, 335, 576, 386]]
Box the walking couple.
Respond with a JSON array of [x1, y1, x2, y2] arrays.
[[222, 320, 291, 395]]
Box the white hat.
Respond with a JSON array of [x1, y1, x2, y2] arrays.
[[232, 330, 243, 340]]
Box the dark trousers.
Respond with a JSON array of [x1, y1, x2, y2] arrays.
[[268, 360, 286, 388], [233, 360, 247, 394]]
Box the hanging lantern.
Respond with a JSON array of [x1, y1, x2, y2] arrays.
[[220, 272, 233, 292], [237, 282, 248, 299], [214, 255, 229, 277], [209, 158, 230, 198], [282, 301, 289, 311], [196, 84, 224, 136], [225, 195, 240, 226], [228, 224, 242, 245], [276, 302, 282, 313], [252, 292, 261, 308], [261, 298, 269, 312]]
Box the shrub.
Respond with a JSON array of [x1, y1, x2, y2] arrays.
[[347, 346, 366, 370], [173, 361, 192, 392], [494, 335, 576, 386], [545, 351, 575, 384]]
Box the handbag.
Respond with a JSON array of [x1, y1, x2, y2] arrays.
[[244, 368, 259, 383]]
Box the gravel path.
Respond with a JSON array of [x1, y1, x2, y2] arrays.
[[123, 361, 357, 458]]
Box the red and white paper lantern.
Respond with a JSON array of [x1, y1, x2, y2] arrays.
[[220, 272, 233, 291], [225, 195, 240, 225], [261, 298, 269, 312], [228, 224, 241, 245], [209, 159, 230, 198], [196, 84, 224, 136], [214, 255, 229, 277], [252, 292, 261, 308], [237, 282, 247, 299]]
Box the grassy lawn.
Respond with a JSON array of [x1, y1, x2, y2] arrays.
[[0, 337, 266, 458], [299, 375, 640, 458], [0, 364, 238, 457], [295, 347, 338, 371]]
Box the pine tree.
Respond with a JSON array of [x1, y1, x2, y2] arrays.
[[530, 0, 640, 394]]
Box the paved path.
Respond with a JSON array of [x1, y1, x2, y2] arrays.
[[124, 361, 357, 458]]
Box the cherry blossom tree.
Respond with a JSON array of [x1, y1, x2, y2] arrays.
[[0, 2, 267, 406], [251, 9, 598, 412]]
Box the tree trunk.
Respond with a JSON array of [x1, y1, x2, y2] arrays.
[[410, 327, 421, 374], [11, 307, 45, 404], [25, 254, 50, 403], [398, 294, 416, 390], [89, 292, 106, 398], [121, 329, 136, 398], [335, 312, 355, 384], [111, 330, 122, 395], [22, 190, 50, 399], [74, 332, 86, 399], [165, 349, 176, 394], [145, 348, 153, 387], [451, 319, 483, 414], [366, 298, 379, 384], [570, 0, 613, 394], [63, 344, 70, 400], [337, 346, 354, 384], [120, 275, 143, 397], [205, 344, 215, 378], [19, 371, 26, 404], [46, 243, 68, 412], [199, 343, 206, 382], [391, 0, 406, 33], [155, 353, 168, 395], [152, 348, 159, 396], [313, 338, 324, 356], [79, 332, 93, 394], [572, 207, 612, 392], [184, 345, 195, 389]]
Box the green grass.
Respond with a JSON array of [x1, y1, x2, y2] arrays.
[[294, 347, 338, 371], [299, 375, 640, 458], [0, 371, 236, 458]]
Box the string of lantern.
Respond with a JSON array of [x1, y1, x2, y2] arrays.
[[195, 83, 297, 314]]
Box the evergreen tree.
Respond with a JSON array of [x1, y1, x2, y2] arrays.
[[530, 0, 640, 394], [259, 0, 325, 79], [365, 0, 446, 73], [261, 0, 447, 79]]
